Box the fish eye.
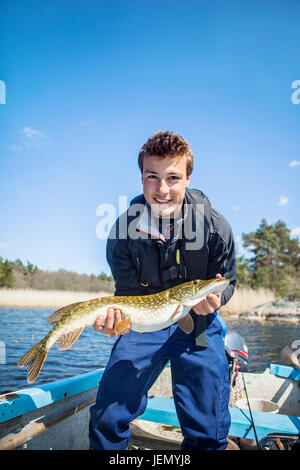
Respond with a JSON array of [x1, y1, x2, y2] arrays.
[[193, 280, 199, 285]]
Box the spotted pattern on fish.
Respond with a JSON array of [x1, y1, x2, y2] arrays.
[[18, 277, 230, 383]]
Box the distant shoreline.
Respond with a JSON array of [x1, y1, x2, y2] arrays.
[[0, 286, 276, 315]]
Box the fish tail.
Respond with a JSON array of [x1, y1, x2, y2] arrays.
[[18, 340, 48, 384]]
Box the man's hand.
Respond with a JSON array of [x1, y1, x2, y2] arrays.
[[193, 273, 223, 316], [93, 308, 131, 336]]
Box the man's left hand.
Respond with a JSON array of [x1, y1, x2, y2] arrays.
[[193, 273, 222, 316]]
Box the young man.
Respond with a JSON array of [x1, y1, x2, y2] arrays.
[[89, 131, 236, 450]]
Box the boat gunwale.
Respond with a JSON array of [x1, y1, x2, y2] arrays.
[[1, 363, 299, 424], [0, 363, 299, 448]]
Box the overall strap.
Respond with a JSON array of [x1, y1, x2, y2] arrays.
[[182, 189, 213, 348], [194, 314, 208, 347]]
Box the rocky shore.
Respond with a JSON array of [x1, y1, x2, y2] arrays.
[[239, 299, 300, 322]]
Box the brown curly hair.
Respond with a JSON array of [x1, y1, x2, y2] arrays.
[[138, 131, 194, 176]]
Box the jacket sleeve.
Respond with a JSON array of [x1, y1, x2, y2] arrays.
[[207, 210, 236, 306], [106, 235, 144, 296]]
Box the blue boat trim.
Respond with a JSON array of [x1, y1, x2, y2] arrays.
[[0, 368, 105, 423], [141, 396, 300, 441], [269, 363, 300, 381], [1, 363, 299, 442]]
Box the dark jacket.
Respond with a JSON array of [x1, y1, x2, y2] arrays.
[[107, 188, 236, 306]]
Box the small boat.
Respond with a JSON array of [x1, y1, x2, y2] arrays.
[[0, 332, 299, 451]]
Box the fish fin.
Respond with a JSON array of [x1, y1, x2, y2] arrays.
[[170, 303, 183, 320], [107, 318, 131, 337], [18, 341, 48, 384], [177, 313, 194, 334], [47, 301, 83, 324], [56, 328, 84, 350]]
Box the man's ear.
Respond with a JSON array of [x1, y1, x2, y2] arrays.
[[185, 175, 190, 187]]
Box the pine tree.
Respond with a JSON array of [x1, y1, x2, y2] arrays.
[[23, 260, 39, 288], [0, 257, 14, 288], [242, 219, 300, 298]]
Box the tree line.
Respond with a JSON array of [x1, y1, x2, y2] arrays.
[[236, 219, 300, 300], [0, 258, 114, 293], [0, 219, 299, 299]]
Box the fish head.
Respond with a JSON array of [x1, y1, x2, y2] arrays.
[[170, 277, 230, 306]]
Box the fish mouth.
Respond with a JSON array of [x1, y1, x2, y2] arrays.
[[194, 277, 229, 298], [210, 277, 229, 287]]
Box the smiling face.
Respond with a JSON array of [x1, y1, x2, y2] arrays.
[[142, 155, 190, 218]]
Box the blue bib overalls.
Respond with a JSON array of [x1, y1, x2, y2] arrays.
[[89, 311, 230, 450]]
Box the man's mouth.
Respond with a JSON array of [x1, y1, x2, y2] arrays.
[[153, 197, 172, 205]]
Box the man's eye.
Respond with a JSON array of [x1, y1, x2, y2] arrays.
[[169, 176, 180, 181]]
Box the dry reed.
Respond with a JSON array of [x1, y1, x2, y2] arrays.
[[0, 286, 277, 315], [0, 288, 110, 309]]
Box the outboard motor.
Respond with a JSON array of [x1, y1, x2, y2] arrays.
[[225, 331, 249, 372], [225, 331, 249, 394]]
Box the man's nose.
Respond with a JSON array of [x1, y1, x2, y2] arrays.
[[157, 178, 169, 194]]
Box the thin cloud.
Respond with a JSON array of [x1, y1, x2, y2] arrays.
[[235, 236, 244, 257], [278, 195, 289, 206], [235, 236, 254, 258], [291, 227, 300, 238], [10, 126, 46, 151], [232, 206, 240, 211], [10, 144, 23, 152], [22, 127, 46, 140], [289, 160, 300, 167]]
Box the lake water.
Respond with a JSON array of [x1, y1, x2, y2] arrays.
[[0, 307, 299, 394]]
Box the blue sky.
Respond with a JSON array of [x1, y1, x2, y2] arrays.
[[0, 0, 299, 276]]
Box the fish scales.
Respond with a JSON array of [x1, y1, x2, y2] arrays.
[[18, 277, 230, 383]]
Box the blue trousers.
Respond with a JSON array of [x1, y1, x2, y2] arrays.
[[89, 312, 230, 450]]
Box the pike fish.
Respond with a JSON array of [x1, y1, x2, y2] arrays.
[[18, 277, 229, 383]]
